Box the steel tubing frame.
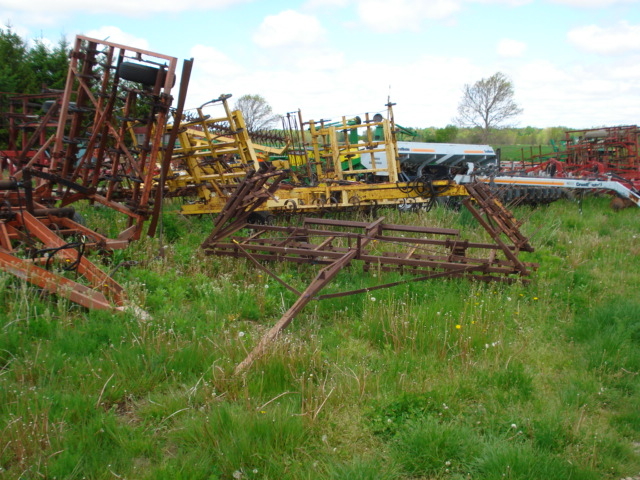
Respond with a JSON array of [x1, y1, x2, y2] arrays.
[[200, 173, 537, 373], [0, 35, 190, 311]]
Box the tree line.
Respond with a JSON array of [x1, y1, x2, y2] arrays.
[[406, 124, 569, 146]]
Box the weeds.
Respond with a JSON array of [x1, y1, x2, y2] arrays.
[[1, 197, 639, 478]]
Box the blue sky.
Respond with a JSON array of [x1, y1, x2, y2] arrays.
[[2, 0, 639, 129]]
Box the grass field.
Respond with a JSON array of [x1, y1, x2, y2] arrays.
[[496, 145, 556, 163], [1, 196, 639, 479]]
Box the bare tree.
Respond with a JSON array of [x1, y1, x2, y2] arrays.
[[233, 94, 280, 133], [456, 72, 522, 143]]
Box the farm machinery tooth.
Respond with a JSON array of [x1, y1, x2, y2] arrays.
[[0, 35, 192, 311], [200, 169, 537, 373]]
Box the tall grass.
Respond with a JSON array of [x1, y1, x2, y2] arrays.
[[1, 196, 639, 478]]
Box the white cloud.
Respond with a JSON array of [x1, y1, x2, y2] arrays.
[[549, 0, 639, 6], [608, 63, 640, 81], [303, 0, 350, 8], [0, 0, 253, 15], [0, 9, 59, 30], [189, 44, 245, 77], [497, 38, 527, 57], [253, 10, 326, 48], [185, 44, 253, 111], [84, 26, 149, 50], [182, 45, 482, 129], [567, 21, 640, 55], [513, 59, 640, 127], [517, 60, 573, 87], [296, 50, 346, 71], [6, 0, 639, 129], [356, 0, 461, 33], [183, 36, 640, 130], [467, 0, 531, 5]]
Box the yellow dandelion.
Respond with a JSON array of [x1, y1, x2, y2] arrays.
[[455, 324, 461, 330]]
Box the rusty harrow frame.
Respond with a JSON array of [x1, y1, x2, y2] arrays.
[[0, 35, 191, 311], [200, 169, 536, 373]]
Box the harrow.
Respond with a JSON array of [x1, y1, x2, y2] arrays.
[[0, 35, 191, 311], [198, 168, 537, 373]]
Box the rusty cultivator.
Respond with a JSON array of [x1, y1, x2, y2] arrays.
[[512, 125, 640, 184], [487, 125, 640, 208], [200, 169, 536, 373], [0, 35, 192, 310]]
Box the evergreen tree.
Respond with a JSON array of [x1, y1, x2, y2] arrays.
[[27, 37, 70, 91], [0, 25, 36, 93]]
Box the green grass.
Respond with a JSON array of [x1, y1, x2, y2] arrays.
[[496, 144, 556, 163], [1, 196, 639, 479]]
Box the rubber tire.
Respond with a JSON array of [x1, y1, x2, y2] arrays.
[[119, 62, 160, 86]]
